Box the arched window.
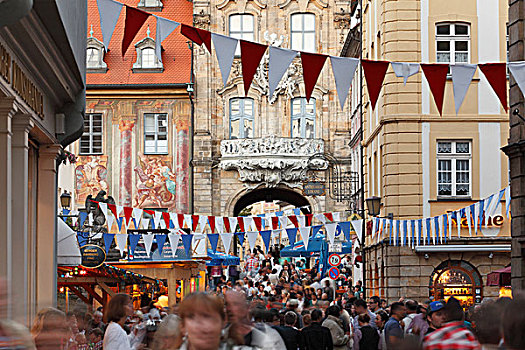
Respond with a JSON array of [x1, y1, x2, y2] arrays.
[[429, 260, 483, 307], [86, 29, 107, 73], [229, 14, 254, 56], [291, 13, 316, 52], [229, 98, 254, 139], [291, 98, 315, 138], [133, 28, 163, 72]]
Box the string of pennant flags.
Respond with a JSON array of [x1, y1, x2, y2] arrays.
[[64, 187, 511, 260], [96, 0, 525, 113]]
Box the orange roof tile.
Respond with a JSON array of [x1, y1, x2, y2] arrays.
[[87, 0, 192, 86]]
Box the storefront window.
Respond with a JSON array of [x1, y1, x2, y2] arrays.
[[429, 260, 482, 308]]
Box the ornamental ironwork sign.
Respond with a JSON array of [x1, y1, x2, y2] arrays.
[[302, 181, 326, 196]]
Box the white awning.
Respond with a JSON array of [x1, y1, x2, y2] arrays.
[[57, 218, 81, 266], [414, 244, 511, 253]]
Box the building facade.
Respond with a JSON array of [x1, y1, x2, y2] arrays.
[[191, 0, 358, 233], [347, 0, 511, 304], [0, 0, 87, 324]]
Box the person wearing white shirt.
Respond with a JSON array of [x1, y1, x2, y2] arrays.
[[103, 293, 144, 350]]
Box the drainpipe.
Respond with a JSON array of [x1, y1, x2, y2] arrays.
[[359, 0, 367, 298], [187, 41, 195, 215]]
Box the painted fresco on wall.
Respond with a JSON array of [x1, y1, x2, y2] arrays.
[[134, 155, 177, 210], [75, 155, 109, 204]]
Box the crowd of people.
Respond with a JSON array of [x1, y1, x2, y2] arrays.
[[1, 251, 525, 349]]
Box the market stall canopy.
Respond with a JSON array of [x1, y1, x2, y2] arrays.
[[206, 249, 240, 266], [487, 266, 511, 287], [57, 218, 82, 266], [280, 234, 352, 258]]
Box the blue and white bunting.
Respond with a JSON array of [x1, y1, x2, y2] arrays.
[[260, 230, 272, 253], [220, 233, 233, 254], [181, 234, 193, 257], [286, 227, 298, 246], [155, 234, 167, 254], [168, 231, 181, 257], [143, 234, 154, 257]]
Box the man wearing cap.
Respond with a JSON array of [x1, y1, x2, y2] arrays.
[[425, 301, 446, 335]]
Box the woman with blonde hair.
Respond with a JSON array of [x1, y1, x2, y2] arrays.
[[31, 307, 69, 349]]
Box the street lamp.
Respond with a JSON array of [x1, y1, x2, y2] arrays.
[[365, 196, 381, 216], [60, 191, 71, 210]]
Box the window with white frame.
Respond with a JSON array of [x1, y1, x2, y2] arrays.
[[436, 23, 470, 64], [80, 113, 103, 155], [144, 113, 168, 154], [229, 14, 254, 56], [86, 35, 107, 73], [138, 0, 163, 10], [291, 13, 316, 52], [133, 30, 163, 72], [437, 141, 471, 197], [229, 98, 254, 139], [291, 98, 315, 138]]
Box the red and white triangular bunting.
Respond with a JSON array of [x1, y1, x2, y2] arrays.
[[240, 40, 268, 95], [212, 33, 238, 86], [268, 46, 298, 99], [329, 56, 359, 109], [122, 5, 150, 56], [96, 0, 123, 49], [300, 52, 328, 102], [451, 64, 477, 114], [361, 60, 390, 110], [478, 63, 508, 111], [421, 63, 449, 116]]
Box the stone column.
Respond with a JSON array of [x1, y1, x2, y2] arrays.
[[0, 97, 14, 318], [118, 118, 135, 206], [175, 117, 190, 213], [10, 114, 33, 325], [36, 144, 61, 312]]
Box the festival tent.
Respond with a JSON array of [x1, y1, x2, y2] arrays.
[[280, 234, 352, 258], [206, 249, 240, 266]]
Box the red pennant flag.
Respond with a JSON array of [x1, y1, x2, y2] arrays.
[[361, 59, 390, 110], [123, 207, 133, 226], [162, 212, 171, 229], [237, 217, 245, 232], [272, 217, 279, 230], [177, 214, 185, 228], [253, 217, 263, 231], [306, 214, 313, 226], [191, 215, 199, 232], [420, 64, 449, 116], [122, 6, 150, 56], [324, 212, 334, 222], [180, 24, 203, 46], [208, 216, 216, 233], [224, 217, 231, 232], [300, 52, 328, 102], [478, 63, 508, 112], [240, 40, 267, 95], [289, 216, 299, 228], [108, 204, 118, 219], [196, 28, 212, 53]]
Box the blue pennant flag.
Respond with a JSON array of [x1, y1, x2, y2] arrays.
[[181, 234, 193, 257], [293, 208, 301, 216], [128, 234, 141, 255], [286, 228, 298, 246], [62, 209, 70, 221], [116, 217, 124, 231], [478, 199, 485, 230], [459, 208, 466, 219], [434, 216, 440, 243], [79, 212, 88, 228], [339, 222, 352, 241], [411, 220, 416, 245], [495, 188, 505, 214], [319, 240, 329, 279], [155, 234, 167, 255], [275, 211, 284, 217], [103, 233, 115, 254], [403, 220, 408, 246], [396, 220, 401, 246], [485, 194, 494, 218], [235, 232, 245, 246], [150, 218, 155, 229], [442, 214, 448, 243], [425, 218, 431, 245], [260, 230, 272, 253], [77, 232, 89, 247], [382, 219, 387, 240], [389, 219, 394, 244], [208, 233, 219, 252], [312, 225, 322, 237], [417, 219, 423, 246]]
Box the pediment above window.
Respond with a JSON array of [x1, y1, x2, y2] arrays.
[[132, 32, 163, 73], [87, 33, 107, 73], [217, 0, 267, 11], [278, 0, 328, 11], [138, 0, 163, 11]]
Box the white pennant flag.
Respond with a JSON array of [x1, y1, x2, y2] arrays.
[[268, 46, 298, 98], [325, 223, 338, 245], [115, 233, 127, 257], [332, 212, 341, 222], [456, 211, 461, 238], [184, 214, 192, 229], [350, 219, 363, 236], [330, 56, 359, 109], [132, 208, 143, 229], [505, 186, 511, 216], [279, 216, 289, 228], [143, 234, 154, 256], [153, 211, 163, 229], [299, 226, 311, 250], [168, 231, 181, 257], [391, 62, 420, 85], [472, 203, 479, 234], [220, 233, 234, 254], [244, 217, 255, 231], [98, 202, 108, 218], [71, 211, 78, 227], [246, 231, 258, 252], [297, 215, 306, 228], [448, 213, 453, 239], [451, 64, 477, 114], [407, 220, 412, 247], [116, 205, 124, 218], [96, 0, 124, 49], [216, 217, 224, 234], [155, 16, 180, 62], [88, 213, 94, 226], [508, 62, 525, 97], [212, 33, 239, 86], [198, 215, 208, 233], [228, 217, 238, 233], [372, 219, 378, 241], [170, 213, 179, 229], [141, 217, 150, 229], [465, 206, 472, 236], [314, 214, 327, 224]]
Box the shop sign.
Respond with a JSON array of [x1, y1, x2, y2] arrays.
[[80, 245, 106, 268], [329, 241, 343, 253], [449, 213, 505, 228], [302, 181, 326, 196]]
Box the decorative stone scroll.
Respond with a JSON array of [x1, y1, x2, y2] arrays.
[[220, 136, 328, 188]]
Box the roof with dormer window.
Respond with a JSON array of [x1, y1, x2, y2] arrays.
[[86, 0, 192, 85]]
